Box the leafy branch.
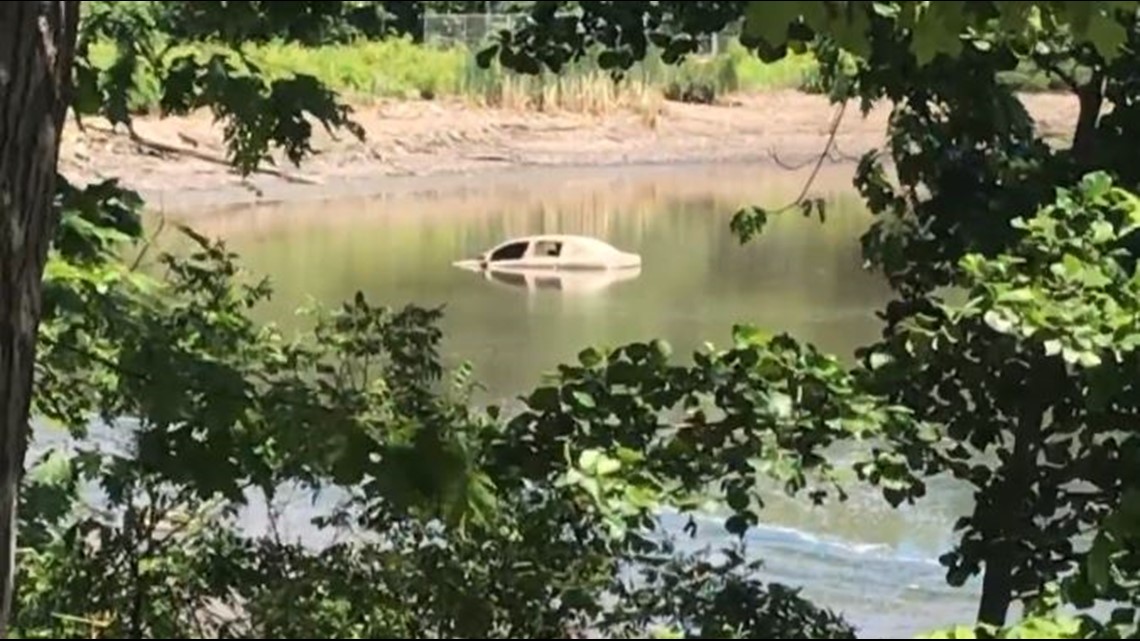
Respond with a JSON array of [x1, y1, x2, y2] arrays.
[[729, 99, 851, 245], [73, 1, 366, 177]]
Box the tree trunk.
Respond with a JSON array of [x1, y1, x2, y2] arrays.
[[976, 396, 1047, 628], [0, 2, 80, 637], [977, 551, 1014, 628], [1071, 68, 1104, 168]]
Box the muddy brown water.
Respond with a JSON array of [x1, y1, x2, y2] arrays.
[[143, 161, 988, 638]]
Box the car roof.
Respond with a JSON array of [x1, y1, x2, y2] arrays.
[[490, 234, 620, 253]]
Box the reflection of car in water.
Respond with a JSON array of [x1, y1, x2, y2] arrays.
[[481, 266, 641, 293], [452, 234, 642, 293]]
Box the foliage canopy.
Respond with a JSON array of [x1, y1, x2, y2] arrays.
[[479, 0, 1140, 636], [5, 0, 1140, 639]]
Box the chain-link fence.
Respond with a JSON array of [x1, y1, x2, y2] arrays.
[[422, 12, 740, 56], [422, 13, 522, 50]]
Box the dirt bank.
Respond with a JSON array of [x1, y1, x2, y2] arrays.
[[59, 90, 1081, 215]]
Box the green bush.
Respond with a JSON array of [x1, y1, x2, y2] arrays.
[[85, 35, 823, 115]]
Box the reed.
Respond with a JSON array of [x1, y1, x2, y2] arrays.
[[87, 35, 820, 118], [86, 29, 1066, 118]]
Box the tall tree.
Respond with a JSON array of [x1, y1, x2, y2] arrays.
[[481, 0, 1140, 631], [0, 1, 366, 633], [0, 3, 81, 635]]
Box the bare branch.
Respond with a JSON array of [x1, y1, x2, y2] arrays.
[[767, 149, 821, 171], [1034, 56, 1080, 93], [767, 100, 850, 214], [84, 123, 324, 185], [128, 212, 168, 273], [827, 141, 864, 164]]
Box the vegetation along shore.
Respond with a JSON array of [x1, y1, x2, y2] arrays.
[[64, 27, 1084, 213]]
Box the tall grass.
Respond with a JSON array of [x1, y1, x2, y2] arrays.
[[87, 33, 1065, 118], [87, 36, 819, 117], [460, 39, 818, 111]]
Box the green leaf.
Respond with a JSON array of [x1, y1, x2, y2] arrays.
[[871, 2, 900, 18], [475, 44, 499, 69], [832, 6, 875, 58], [732, 324, 773, 347], [727, 486, 750, 512], [26, 450, 74, 488], [869, 351, 894, 369], [1077, 350, 1103, 368], [527, 386, 561, 412], [578, 346, 604, 368], [916, 624, 980, 639], [571, 390, 597, 409], [1106, 488, 1140, 536], [579, 448, 601, 473], [1086, 10, 1129, 61], [725, 513, 751, 536], [580, 476, 601, 502], [72, 62, 102, 116], [595, 455, 621, 477], [768, 391, 794, 419], [997, 287, 1035, 303], [1091, 220, 1116, 244], [902, 1, 967, 64], [743, 1, 805, 45], [984, 310, 1016, 335]]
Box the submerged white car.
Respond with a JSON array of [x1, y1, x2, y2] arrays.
[[453, 234, 642, 271]]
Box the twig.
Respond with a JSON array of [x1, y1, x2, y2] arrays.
[[128, 213, 168, 273], [828, 140, 865, 164], [768, 149, 822, 171], [267, 494, 285, 549], [85, 123, 325, 185], [768, 144, 861, 170], [1036, 57, 1081, 93], [164, 582, 209, 639], [127, 501, 144, 638], [768, 100, 850, 214]]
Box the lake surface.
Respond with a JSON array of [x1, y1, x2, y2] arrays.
[[163, 162, 985, 638]]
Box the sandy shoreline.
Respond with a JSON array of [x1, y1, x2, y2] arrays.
[[59, 90, 1081, 216]]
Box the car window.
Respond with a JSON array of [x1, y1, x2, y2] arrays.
[[533, 240, 562, 257], [490, 241, 529, 261]]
